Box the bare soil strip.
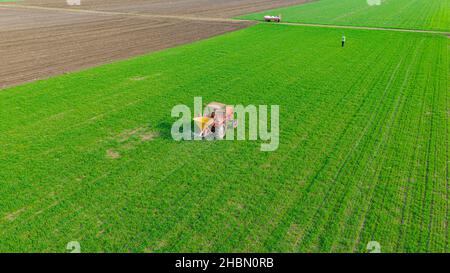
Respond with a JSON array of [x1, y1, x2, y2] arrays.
[[0, 6, 252, 88], [14, 0, 312, 18], [0, 3, 252, 23]]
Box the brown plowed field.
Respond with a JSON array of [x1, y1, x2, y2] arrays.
[[16, 0, 310, 18], [0, 0, 310, 88], [0, 6, 252, 88]]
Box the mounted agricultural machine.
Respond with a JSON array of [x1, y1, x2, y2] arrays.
[[193, 102, 238, 139]]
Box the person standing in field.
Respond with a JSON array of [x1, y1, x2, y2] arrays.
[[342, 35, 346, 47]]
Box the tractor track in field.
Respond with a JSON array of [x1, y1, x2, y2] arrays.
[[351, 43, 414, 251], [445, 65, 449, 254], [368, 39, 426, 251], [395, 51, 428, 251], [423, 52, 438, 251]]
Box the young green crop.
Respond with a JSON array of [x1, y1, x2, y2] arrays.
[[0, 24, 448, 252], [238, 0, 450, 32]]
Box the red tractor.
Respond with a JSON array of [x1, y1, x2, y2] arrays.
[[193, 102, 237, 139]]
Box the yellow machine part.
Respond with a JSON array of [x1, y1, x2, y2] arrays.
[[193, 116, 213, 130]]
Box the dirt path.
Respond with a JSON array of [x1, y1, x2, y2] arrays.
[[278, 22, 450, 35]]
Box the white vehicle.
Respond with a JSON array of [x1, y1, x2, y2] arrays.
[[264, 15, 281, 22]]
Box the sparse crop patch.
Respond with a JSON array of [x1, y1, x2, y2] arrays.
[[129, 76, 149, 81], [106, 149, 121, 159]]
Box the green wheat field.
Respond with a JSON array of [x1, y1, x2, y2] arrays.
[[0, 1, 448, 253], [239, 0, 450, 31]]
